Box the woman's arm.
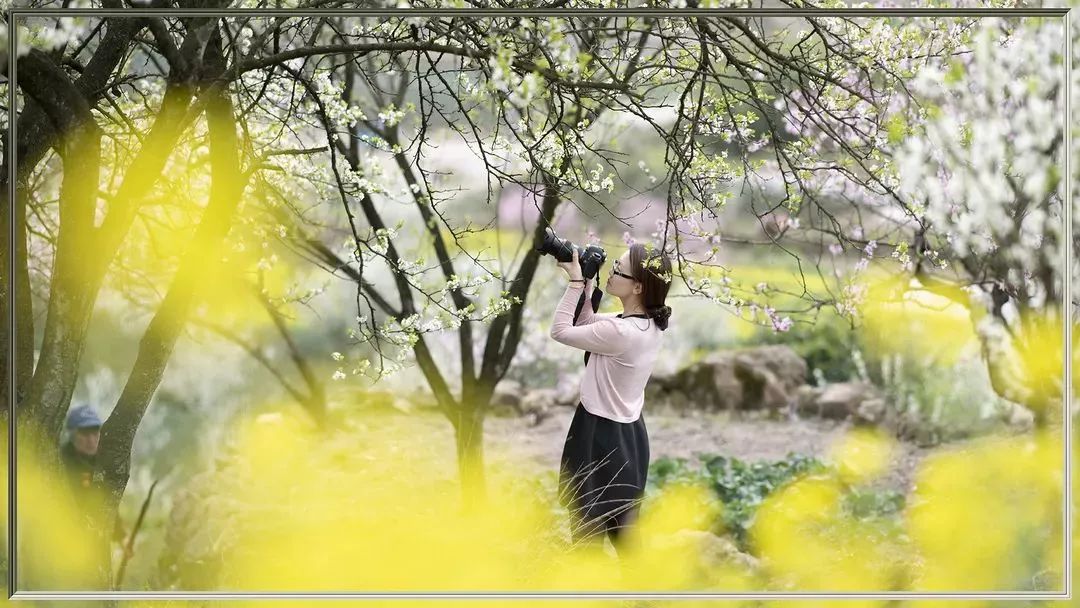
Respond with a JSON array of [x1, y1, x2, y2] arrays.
[[574, 278, 600, 325], [550, 283, 628, 356]]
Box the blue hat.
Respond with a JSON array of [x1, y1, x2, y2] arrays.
[[65, 405, 102, 430]]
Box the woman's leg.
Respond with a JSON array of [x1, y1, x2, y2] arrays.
[[557, 403, 590, 510], [607, 413, 650, 558], [561, 405, 652, 557], [560, 403, 609, 549]]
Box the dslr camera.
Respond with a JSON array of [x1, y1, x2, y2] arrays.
[[536, 227, 606, 280]]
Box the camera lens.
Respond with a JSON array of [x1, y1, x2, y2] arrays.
[[537, 227, 575, 262]]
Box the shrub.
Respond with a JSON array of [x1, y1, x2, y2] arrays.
[[852, 348, 1015, 445], [752, 311, 859, 384]]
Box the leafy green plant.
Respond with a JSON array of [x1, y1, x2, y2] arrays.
[[842, 486, 906, 519], [701, 452, 827, 545], [647, 456, 700, 488], [647, 452, 828, 550], [647, 451, 912, 555]]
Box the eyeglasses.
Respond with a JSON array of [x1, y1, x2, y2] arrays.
[[610, 259, 636, 281]]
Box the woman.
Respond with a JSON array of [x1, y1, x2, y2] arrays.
[[549, 240, 673, 555]]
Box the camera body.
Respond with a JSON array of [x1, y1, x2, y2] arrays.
[[536, 227, 607, 280]]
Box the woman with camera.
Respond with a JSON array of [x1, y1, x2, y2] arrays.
[[549, 240, 673, 556]]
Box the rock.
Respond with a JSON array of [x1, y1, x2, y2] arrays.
[[336, 387, 441, 416], [342, 388, 402, 415], [854, 397, 888, 426], [519, 388, 559, 426], [795, 385, 822, 413], [646, 377, 671, 408], [798, 381, 882, 421], [664, 390, 692, 413], [647, 346, 808, 414], [728, 346, 807, 394], [733, 354, 791, 416], [1000, 400, 1035, 430], [647, 367, 679, 391], [493, 380, 523, 407], [490, 380, 524, 417], [521, 388, 558, 412], [491, 380, 574, 421], [651, 355, 743, 413], [554, 380, 581, 407]]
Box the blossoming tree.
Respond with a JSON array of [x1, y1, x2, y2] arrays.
[[7, 2, 1046, 589]]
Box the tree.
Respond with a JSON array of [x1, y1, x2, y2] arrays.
[[10, 3, 1019, 589], [255, 8, 956, 505], [260, 13, 652, 504], [643, 4, 1073, 428], [891, 14, 1077, 426], [9, 9, 259, 587], [5, 5, 651, 584], [738, 8, 1076, 427]]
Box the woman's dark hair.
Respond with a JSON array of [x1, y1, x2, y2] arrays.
[[628, 242, 673, 331]]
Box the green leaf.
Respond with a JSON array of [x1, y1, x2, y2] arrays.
[[1047, 164, 1061, 192], [944, 61, 965, 85], [886, 114, 907, 145]]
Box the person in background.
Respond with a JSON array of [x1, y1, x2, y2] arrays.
[[59, 404, 130, 555], [60, 404, 102, 495]]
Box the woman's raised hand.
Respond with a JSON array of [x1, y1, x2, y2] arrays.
[[557, 244, 584, 281]]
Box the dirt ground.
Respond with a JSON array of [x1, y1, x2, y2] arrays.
[[358, 404, 953, 496], [486, 406, 931, 495]]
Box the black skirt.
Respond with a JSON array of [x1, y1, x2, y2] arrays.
[[558, 401, 650, 546]]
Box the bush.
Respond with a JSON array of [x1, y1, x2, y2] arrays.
[[852, 348, 1015, 445], [752, 311, 859, 384]]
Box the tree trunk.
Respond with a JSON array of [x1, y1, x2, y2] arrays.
[[95, 28, 243, 589], [12, 52, 103, 499], [970, 293, 1067, 431], [453, 403, 488, 511], [0, 172, 34, 432], [482, 173, 563, 382], [89, 24, 241, 591], [4, 11, 145, 424], [18, 80, 197, 446], [454, 379, 496, 510]]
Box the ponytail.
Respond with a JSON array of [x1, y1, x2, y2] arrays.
[[648, 305, 672, 331]]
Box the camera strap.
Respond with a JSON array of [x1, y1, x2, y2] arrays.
[[573, 283, 605, 366]]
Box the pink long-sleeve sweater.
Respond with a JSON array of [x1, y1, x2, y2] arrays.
[[549, 280, 665, 422]]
